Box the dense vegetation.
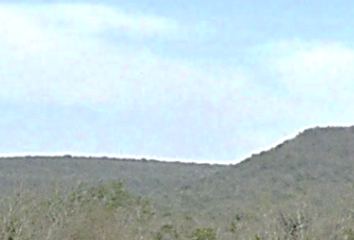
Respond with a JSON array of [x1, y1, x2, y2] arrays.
[[0, 180, 223, 240], [2, 126, 354, 239]]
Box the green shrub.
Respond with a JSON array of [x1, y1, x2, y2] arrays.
[[154, 224, 179, 240], [189, 228, 216, 240]]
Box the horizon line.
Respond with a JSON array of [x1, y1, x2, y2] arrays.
[[1, 123, 352, 165]]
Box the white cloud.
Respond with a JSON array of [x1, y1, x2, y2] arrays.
[[0, 3, 312, 149], [269, 41, 354, 101], [0, 3, 251, 110], [5, 4, 353, 161], [0, 3, 180, 39], [245, 39, 354, 130], [4, 4, 341, 161], [35, 4, 181, 38]]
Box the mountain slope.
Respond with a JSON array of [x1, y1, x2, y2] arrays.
[[0, 156, 228, 197], [175, 126, 354, 215], [1, 125, 354, 216], [2, 125, 354, 239]]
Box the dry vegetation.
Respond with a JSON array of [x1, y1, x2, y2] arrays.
[[2, 180, 354, 240]]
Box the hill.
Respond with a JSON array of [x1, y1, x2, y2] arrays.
[[0, 155, 228, 197], [182, 126, 354, 201], [2, 125, 354, 210], [2, 125, 354, 239]]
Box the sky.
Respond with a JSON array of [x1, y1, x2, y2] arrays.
[[1, 1, 354, 164]]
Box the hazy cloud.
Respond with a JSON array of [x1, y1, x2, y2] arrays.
[[269, 41, 354, 101], [2, 3, 353, 161], [0, 4, 181, 38], [0, 3, 253, 110]]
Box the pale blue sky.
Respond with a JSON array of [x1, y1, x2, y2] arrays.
[[1, 1, 354, 163]]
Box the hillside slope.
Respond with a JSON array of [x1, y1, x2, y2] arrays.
[[0, 156, 228, 197], [175, 126, 354, 216], [2, 126, 354, 239], [2, 126, 354, 211]]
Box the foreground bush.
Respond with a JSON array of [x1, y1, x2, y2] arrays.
[[2, 180, 354, 240], [0, 180, 155, 240], [0, 181, 219, 240]]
